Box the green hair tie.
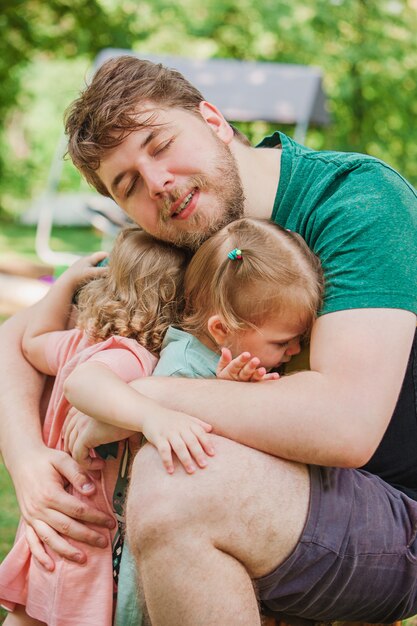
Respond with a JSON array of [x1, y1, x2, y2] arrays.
[[227, 248, 242, 261]]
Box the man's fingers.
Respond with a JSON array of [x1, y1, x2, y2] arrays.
[[50, 488, 115, 530], [89, 250, 109, 265], [30, 519, 88, 564], [48, 509, 110, 547], [53, 448, 97, 495], [25, 525, 55, 571]]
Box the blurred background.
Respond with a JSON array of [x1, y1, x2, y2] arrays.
[[1, 0, 417, 617], [2, 0, 417, 227]]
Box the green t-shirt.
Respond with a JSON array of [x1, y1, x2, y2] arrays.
[[260, 132, 417, 315], [115, 137, 417, 624]]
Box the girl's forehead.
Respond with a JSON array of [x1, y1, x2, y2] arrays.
[[256, 315, 306, 338]]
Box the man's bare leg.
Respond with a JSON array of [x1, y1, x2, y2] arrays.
[[127, 435, 310, 626]]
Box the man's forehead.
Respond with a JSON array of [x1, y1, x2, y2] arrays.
[[133, 103, 195, 127]]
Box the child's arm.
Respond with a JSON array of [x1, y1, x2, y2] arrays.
[[216, 348, 280, 382], [63, 408, 135, 467], [22, 251, 108, 374], [64, 361, 215, 474]]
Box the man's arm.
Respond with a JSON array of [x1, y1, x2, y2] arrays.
[[22, 252, 107, 374], [130, 308, 416, 468], [0, 307, 115, 570]]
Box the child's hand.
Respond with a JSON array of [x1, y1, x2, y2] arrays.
[[62, 408, 134, 469], [216, 348, 280, 382], [56, 251, 109, 292], [141, 411, 215, 475]]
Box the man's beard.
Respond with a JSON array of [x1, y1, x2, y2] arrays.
[[154, 138, 245, 251]]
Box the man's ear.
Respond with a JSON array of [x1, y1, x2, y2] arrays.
[[198, 101, 234, 144], [207, 314, 231, 346]]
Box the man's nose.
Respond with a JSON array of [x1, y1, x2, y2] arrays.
[[141, 162, 174, 199]]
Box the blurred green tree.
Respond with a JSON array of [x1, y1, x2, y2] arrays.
[[1, 0, 417, 218], [0, 0, 138, 216]]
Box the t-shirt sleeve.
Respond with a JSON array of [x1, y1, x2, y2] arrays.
[[87, 347, 148, 382], [313, 162, 417, 315], [44, 329, 80, 375]]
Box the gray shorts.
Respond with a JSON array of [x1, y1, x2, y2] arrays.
[[257, 465, 417, 623]]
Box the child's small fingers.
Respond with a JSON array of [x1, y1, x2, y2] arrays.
[[264, 372, 280, 381], [249, 367, 267, 382], [170, 436, 196, 474], [156, 441, 174, 474], [71, 441, 90, 465], [217, 347, 232, 367], [67, 426, 80, 456], [82, 456, 105, 471], [194, 417, 213, 433], [224, 352, 252, 378], [238, 357, 260, 381], [192, 427, 215, 457], [181, 432, 209, 468], [63, 420, 78, 453]]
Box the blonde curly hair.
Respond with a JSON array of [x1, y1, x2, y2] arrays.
[[76, 226, 189, 355]]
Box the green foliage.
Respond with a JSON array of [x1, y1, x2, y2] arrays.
[[1, 0, 417, 220], [0, 0, 140, 216]]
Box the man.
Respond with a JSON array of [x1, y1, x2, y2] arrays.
[[1, 55, 417, 625]]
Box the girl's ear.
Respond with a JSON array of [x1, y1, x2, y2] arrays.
[[198, 101, 234, 144], [207, 314, 231, 346]]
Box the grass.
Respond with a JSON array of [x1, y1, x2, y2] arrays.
[[0, 462, 20, 623], [0, 222, 104, 264], [0, 463, 19, 561]]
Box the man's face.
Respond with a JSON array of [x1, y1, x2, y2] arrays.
[[97, 106, 245, 249]]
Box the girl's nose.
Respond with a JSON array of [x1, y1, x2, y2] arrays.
[[286, 339, 301, 356]]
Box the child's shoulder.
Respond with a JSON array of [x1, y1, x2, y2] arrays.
[[155, 327, 218, 379]]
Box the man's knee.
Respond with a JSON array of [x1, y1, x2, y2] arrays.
[[125, 436, 309, 569], [126, 442, 199, 553]]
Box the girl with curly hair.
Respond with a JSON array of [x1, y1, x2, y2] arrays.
[[0, 227, 213, 626]]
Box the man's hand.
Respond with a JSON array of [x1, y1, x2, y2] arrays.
[[216, 348, 280, 382], [63, 408, 135, 468], [12, 445, 115, 571], [55, 251, 109, 293]]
